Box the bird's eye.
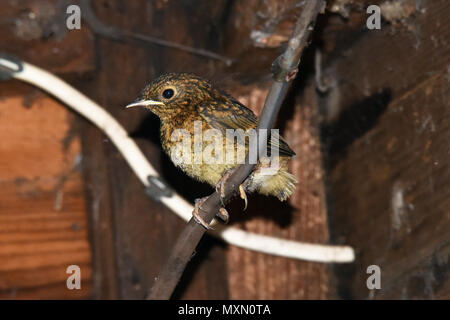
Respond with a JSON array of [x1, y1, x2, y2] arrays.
[[162, 88, 175, 99]]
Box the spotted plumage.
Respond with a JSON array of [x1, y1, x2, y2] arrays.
[[127, 73, 297, 225]]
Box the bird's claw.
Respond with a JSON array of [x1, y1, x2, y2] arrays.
[[193, 197, 213, 230], [239, 184, 248, 210], [216, 170, 249, 211], [193, 197, 230, 228], [217, 207, 229, 224]]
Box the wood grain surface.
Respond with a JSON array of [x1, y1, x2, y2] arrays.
[[1, 0, 446, 300], [322, 0, 450, 299], [0, 94, 92, 299]]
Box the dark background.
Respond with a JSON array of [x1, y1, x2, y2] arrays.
[[0, 0, 448, 299]]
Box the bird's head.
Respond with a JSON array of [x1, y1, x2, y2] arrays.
[[126, 73, 215, 120]]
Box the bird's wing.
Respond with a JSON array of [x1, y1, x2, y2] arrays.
[[196, 98, 295, 157]]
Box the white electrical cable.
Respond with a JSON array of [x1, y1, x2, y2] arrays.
[[1, 58, 355, 263]]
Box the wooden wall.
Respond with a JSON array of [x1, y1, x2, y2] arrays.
[[78, 0, 333, 299], [0, 0, 448, 299], [0, 0, 95, 299], [321, 0, 450, 299]]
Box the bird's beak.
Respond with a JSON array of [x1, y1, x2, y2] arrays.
[[126, 99, 165, 109]]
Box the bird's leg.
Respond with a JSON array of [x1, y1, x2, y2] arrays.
[[193, 197, 212, 230], [216, 169, 249, 211], [193, 197, 230, 229], [215, 169, 235, 205]]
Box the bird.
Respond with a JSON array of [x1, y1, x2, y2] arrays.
[[126, 73, 297, 228]]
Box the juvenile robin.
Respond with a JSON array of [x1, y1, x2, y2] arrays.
[[127, 73, 297, 228]]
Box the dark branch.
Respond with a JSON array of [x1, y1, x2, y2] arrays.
[[147, 0, 326, 300]]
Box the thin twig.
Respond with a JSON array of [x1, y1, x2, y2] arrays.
[[79, 0, 233, 66], [147, 0, 326, 300]]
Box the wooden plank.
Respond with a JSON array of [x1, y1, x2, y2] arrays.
[[225, 83, 333, 299], [0, 93, 92, 299], [77, 118, 119, 299], [322, 0, 450, 122], [322, 0, 450, 299]]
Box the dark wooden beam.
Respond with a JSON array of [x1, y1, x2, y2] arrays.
[[322, 0, 450, 299]]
